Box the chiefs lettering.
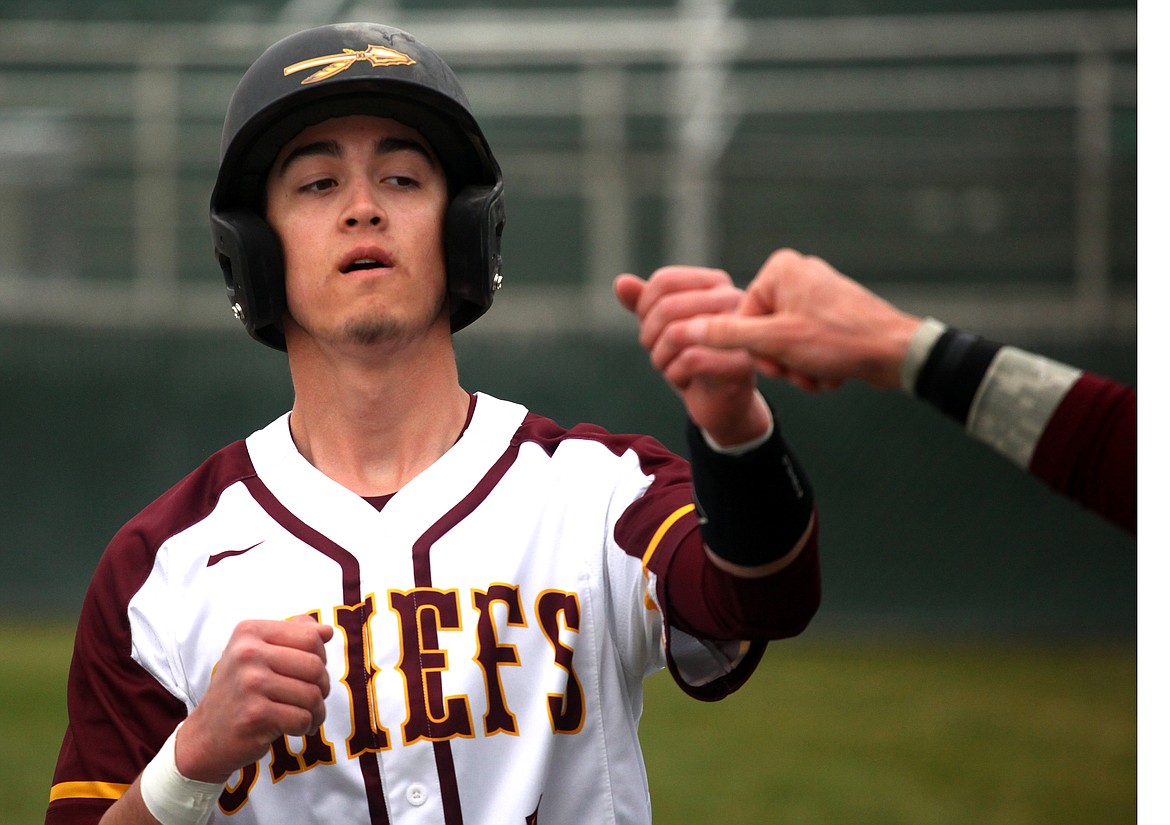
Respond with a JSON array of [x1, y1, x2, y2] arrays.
[[218, 584, 585, 813]]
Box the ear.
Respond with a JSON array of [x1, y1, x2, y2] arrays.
[[444, 181, 505, 332], [210, 210, 288, 350]]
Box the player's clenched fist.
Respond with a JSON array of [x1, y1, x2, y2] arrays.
[[174, 615, 334, 784], [614, 266, 771, 447], [681, 248, 922, 392]]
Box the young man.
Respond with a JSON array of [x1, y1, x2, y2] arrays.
[[673, 247, 1135, 534], [46, 23, 820, 825]]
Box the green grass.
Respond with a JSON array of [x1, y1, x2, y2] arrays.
[[1, 620, 75, 825], [641, 638, 1136, 824], [2, 623, 1135, 825]]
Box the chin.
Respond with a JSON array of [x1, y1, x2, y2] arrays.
[[341, 316, 404, 347]]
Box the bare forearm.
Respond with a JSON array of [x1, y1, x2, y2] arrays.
[[98, 780, 160, 825]]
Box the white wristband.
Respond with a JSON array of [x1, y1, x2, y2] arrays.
[[900, 317, 948, 393], [140, 722, 223, 825], [698, 390, 776, 456]]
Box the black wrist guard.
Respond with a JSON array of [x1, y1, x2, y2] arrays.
[[686, 416, 814, 568], [913, 327, 1002, 425]]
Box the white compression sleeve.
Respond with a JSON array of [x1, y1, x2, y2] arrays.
[[966, 346, 1082, 469]]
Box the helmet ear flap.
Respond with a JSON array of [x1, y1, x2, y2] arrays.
[[211, 210, 288, 350], [444, 181, 505, 333]]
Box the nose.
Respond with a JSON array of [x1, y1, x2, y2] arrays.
[[341, 179, 386, 228]]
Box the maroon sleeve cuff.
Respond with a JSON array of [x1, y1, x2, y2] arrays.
[[1028, 373, 1136, 534]]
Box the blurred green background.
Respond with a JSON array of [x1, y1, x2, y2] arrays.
[[0, 0, 1137, 822], [0, 0, 1137, 631]]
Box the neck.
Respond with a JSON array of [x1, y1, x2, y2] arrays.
[[285, 328, 469, 496]]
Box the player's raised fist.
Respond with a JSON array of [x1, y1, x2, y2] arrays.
[[614, 267, 770, 448], [174, 615, 334, 784]]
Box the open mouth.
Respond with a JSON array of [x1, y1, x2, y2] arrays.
[[340, 249, 393, 274], [344, 258, 387, 273]]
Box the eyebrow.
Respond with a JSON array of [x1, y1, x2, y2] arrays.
[[276, 136, 438, 177]]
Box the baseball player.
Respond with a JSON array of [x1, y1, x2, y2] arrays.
[[45, 22, 821, 825], [671, 248, 1135, 534]]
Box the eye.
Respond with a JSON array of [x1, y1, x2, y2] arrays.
[[383, 175, 418, 188], [299, 177, 336, 194]]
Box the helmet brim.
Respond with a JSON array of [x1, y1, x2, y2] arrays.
[[212, 80, 499, 214]]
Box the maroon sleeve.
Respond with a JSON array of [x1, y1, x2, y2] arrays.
[[641, 515, 820, 703], [1027, 373, 1136, 534], [44, 523, 189, 824], [45, 441, 256, 824]]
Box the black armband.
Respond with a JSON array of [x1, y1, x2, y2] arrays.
[[686, 414, 814, 568], [913, 327, 1003, 425]]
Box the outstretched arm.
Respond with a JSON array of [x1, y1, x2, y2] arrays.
[[902, 318, 1136, 534], [683, 247, 1135, 535]]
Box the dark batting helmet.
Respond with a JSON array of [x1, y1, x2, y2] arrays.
[[210, 22, 505, 350]]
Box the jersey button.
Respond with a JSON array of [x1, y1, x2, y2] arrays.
[[406, 783, 428, 807]]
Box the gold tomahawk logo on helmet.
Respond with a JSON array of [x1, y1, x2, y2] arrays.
[[283, 44, 416, 84]]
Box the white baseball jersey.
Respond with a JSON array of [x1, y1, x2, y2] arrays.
[[48, 392, 766, 824]]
